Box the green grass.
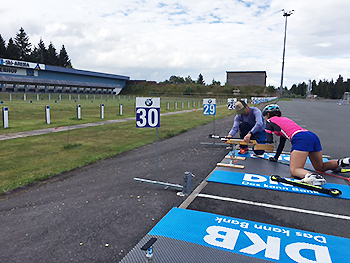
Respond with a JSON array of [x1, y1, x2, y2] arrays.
[[0, 95, 225, 134], [0, 99, 233, 194]]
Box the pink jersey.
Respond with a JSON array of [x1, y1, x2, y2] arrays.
[[266, 116, 307, 140]]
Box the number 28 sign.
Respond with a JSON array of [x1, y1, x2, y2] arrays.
[[136, 97, 160, 128], [203, 99, 216, 115]]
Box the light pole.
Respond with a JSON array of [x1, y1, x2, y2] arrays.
[[280, 9, 294, 98]]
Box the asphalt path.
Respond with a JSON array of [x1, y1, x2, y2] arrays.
[[120, 99, 350, 263], [0, 99, 349, 263], [186, 99, 350, 248], [0, 110, 232, 263]]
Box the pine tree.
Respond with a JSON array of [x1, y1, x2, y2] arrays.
[[185, 75, 194, 84], [35, 38, 47, 64], [0, 34, 6, 57], [28, 46, 39, 63], [335, 75, 344, 99], [14, 27, 32, 60], [58, 45, 72, 68], [2, 29, 73, 67], [46, 42, 59, 66], [38, 39, 47, 64], [197, 73, 205, 85], [6, 38, 19, 59]]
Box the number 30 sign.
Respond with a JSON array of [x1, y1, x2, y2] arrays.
[[136, 97, 161, 128]]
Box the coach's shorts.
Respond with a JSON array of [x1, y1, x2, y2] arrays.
[[291, 131, 322, 152]]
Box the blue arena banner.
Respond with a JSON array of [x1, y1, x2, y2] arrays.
[[207, 170, 350, 200], [149, 207, 350, 263]]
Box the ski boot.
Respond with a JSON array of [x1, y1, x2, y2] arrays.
[[301, 173, 326, 186], [238, 147, 248, 154], [338, 157, 350, 167]]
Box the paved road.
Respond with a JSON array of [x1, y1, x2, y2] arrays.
[[120, 99, 350, 262], [186, 99, 350, 240], [0, 111, 233, 263], [0, 99, 348, 263]]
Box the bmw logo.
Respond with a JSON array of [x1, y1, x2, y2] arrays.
[[145, 99, 153, 107]]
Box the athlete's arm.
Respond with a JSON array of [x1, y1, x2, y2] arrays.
[[274, 136, 286, 160], [250, 108, 264, 134], [228, 115, 241, 137], [265, 121, 274, 143], [266, 120, 285, 161]]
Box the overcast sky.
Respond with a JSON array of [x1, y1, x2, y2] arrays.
[[1, 0, 350, 88]]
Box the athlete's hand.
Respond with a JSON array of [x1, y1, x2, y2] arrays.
[[243, 133, 252, 143], [269, 156, 278, 162]]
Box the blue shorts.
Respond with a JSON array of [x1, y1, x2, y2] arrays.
[[291, 131, 322, 152]]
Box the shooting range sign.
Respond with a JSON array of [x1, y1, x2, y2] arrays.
[[228, 98, 237, 110], [203, 99, 216, 115], [136, 97, 160, 128]]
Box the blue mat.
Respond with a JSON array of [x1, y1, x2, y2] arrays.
[[207, 170, 350, 199], [149, 207, 350, 262], [230, 150, 329, 163]]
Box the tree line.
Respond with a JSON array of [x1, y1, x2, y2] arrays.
[[289, 75, 350, 99], [122, 73, 276, 97], [0, 27, 72, 68], [161, 74, 221, 86]]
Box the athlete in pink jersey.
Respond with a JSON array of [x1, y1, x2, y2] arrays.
[[263, 104, 350, 186]]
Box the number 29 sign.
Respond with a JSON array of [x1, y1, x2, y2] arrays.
[[203, 98, 216, 115], [136, 97, 160, 128]]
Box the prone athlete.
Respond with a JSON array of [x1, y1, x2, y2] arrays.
[[263, 104, 350, 186]]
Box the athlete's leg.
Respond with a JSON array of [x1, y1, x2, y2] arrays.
[[252, 130, 266, 155], [289, 150, 309, 179], [309, 151, 338, 171]]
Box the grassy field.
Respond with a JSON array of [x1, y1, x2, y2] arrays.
[[0, 95, 233, 194], [0, 94, 225, 134]]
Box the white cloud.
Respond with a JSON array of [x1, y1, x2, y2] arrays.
[[1, 0, 350, 87]]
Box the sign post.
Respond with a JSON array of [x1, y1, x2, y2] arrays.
[[2, 107, 9, 128], [201, 99, 224, 146], [227, 98, 237, 110], [45, 105, 50, 124], [203, 98, 217, 135], [119, 103, 123, 116], [136, 97, 161, 181], [134, 98, 194, 195], [77, 104, 81, 119], [136, 98, 161, 129], [100, 104, 104, 119]]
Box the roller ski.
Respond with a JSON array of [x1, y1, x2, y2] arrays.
[[271, 175, 342, 197], [333, 167, 350, 173], [256, 154, 350, 182], [333, 157, 350, 173]]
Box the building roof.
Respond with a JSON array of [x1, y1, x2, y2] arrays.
[[45, 65, 129, 81], [226, 71, 266, 74], [0, 75, 120, 89], [0, 58, 129, 90]]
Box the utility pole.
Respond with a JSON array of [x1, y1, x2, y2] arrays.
[[280, 9, 294, 98]]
